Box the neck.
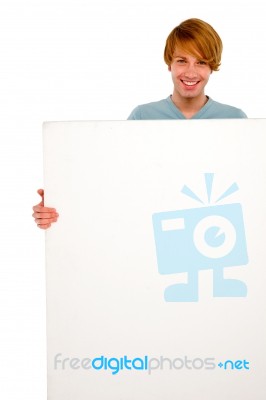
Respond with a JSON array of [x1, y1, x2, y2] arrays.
[[171, 93, 208, 118]]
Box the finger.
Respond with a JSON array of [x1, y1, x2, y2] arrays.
[[35, 217, 58, 226], [32, 211, 59, 219], [37, 223, 52, 230], [32, 205, 57, 213]]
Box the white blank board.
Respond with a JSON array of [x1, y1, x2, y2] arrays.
[[44, 120, 266, 400]]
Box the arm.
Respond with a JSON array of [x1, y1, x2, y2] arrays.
[[32, 189, 59, 230]]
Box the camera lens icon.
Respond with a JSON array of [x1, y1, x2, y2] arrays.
[[193, 215, 236, 259], [153, 203, 248, 275]]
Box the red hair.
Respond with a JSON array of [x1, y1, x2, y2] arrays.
[[164, 18, 223, 71]]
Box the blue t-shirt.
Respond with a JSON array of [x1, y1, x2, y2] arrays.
[[127, 96, 247, 120]]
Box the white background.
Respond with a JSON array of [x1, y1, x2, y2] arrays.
[[0, 0, 265, 398]]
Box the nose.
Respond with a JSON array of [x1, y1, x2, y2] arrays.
[[184, 62, 197, 78]]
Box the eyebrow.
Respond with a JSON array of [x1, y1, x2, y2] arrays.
[[173, 55, 187, 59], [173, 54, 206, 62]]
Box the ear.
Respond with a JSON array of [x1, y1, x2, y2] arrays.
[[168, 65, 171, 71]]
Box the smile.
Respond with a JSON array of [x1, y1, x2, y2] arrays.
[[181, 80, 199, 86]]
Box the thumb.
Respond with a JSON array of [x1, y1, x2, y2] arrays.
[[37, 188, 44, 206]]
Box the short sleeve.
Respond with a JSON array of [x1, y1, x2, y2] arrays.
[[127, 106, 141, 120]]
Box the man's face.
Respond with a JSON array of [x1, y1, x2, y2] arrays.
[[169, 48, 212, 100]]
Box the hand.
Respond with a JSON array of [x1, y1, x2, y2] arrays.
[[32, 189, 59, 229]]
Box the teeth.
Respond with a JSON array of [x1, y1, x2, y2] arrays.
[[183, 81, 197, 86]]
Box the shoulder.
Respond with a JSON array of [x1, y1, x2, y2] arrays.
[[127, 97, 178, 120], [206, 98, 247, 118]]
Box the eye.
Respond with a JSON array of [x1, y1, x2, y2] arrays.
[[198, 60, 207, 65], [176, 59, 186, 64]]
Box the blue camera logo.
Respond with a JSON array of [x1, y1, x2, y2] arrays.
[[152, 174, 248, 302]]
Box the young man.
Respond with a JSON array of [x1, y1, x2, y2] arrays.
[[128, 18, 246, 120], [32, 18, 247, 229]]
